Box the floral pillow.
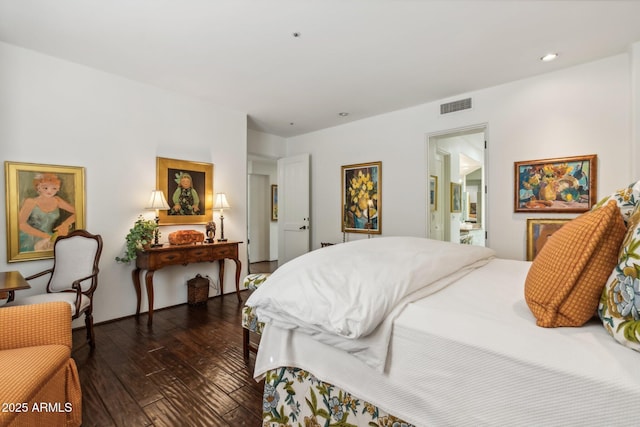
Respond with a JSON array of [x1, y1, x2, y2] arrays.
[[592, 180, 640, 224], [599, 202, 640, 352]]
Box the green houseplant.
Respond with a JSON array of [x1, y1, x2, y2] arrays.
[[115, 216, 158, 263]]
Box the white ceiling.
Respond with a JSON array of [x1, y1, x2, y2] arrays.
[[1, 1, 640, 138]]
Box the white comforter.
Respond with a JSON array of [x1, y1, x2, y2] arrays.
[[246, 237, 495, 370]]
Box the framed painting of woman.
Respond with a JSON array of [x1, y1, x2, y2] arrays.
[[5, 161, 85, 262]]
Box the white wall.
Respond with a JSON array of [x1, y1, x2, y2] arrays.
[[286, 53, 634, 259], [0, 42, 249, 326]]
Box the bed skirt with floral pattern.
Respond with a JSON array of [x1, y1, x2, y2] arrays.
[[262, 367, 415, 427]]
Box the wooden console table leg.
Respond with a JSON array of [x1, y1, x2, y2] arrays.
[[233, 258, 242, 303], [132, 268, 142, 317], [218, 259, 225, 296], [145, 270, 156, 326]]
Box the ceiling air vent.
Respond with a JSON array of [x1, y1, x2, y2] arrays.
[[440, 98, 472, 114]]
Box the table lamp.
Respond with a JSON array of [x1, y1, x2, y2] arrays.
[[145, 190, 170, 247], [214, 193, 230, 242]]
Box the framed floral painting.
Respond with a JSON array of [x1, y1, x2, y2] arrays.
[[341, 161, 381, 234], [5, 161, 86, 262], [515, 154, 597, 213], [157, 157, 213, 225]]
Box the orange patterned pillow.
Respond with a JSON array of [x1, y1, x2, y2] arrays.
[[525, 200, 626, 327]]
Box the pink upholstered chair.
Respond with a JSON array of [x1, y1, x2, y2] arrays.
[[5, 230, 103, 347]]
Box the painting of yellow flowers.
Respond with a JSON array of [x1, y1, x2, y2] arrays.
[[514, 154, 597, 213], [341, 161, 381, 234]]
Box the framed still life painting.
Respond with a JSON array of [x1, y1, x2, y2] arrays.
[[341, 161, 381, 234], [5, 161, 86, 262], [515, 154, 597, 213], [156, 157, 213, 225]]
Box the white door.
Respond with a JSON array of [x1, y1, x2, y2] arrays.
[[278, 153, 310, 265], [248, 174, 270, 263]]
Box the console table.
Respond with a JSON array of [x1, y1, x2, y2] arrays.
[[132, 240, 242, 326]]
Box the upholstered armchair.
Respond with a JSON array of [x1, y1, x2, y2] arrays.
[[0, 302, 82, 426], [5, 229, 103, 347]]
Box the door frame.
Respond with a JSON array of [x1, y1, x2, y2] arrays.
[[426, 123, 489, 246]]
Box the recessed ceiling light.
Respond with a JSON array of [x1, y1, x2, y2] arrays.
[[289, 122, 294, 126], [338, 112, 349, 117], [541, 53, 558, 62]]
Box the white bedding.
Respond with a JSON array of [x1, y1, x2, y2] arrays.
[[254, 258, 640, 426], [246, 237, 495, 370]]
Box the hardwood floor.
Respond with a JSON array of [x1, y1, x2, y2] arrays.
[[72, 292, 263, 426]]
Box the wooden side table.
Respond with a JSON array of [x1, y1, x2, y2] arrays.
[[132, 240, 242, 326], [0, 271, 31, 302]]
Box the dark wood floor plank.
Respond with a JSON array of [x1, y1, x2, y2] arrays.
[[72, 289, 265, 426]]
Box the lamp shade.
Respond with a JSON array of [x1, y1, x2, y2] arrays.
[[214, 193, 231, 210], [146, 190, 170, 210]]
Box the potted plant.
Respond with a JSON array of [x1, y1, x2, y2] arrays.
[[115, 216, 158, 263]]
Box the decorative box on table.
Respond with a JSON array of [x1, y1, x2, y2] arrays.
[[168, 230, 205, 245]]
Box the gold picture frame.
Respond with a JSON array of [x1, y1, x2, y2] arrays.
[[341, 161, 382, 234], [157, 157, 213, 225], [526, 218, 572, 261], [515, 154, 597, 213], [5, 161, 86, 262]]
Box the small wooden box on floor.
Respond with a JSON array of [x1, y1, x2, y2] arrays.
[[187, 274, 209, 305]]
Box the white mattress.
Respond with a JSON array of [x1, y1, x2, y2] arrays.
[[254, 258, 640, 426]]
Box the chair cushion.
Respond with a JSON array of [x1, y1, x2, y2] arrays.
[[4, 293, 90, 316], [242, 273, 270, 335], [243, 273, 271, 291], [242, 305, 265, 334], [525, 200, 626, 327]]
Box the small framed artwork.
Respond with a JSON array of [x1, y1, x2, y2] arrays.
[[271, 184, 278, 221], [157, 157, 213, 225], [515, 154, 597, 213], [341, 161, 382, 234], [5, 161, 86, 262], [450, 182, 462, 213], [429, 175, 438, 211], [526, 218, 572, 261]]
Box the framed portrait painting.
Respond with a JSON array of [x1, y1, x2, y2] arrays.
[[429, 175, 438, 211], [5, 161, 86, 262], [157, 157, 213, 225], [526, 218, 572, 261], [341, 161, 381, 234], [450, 182, 462, 213], [515, 154, 597, 213], [271, 184, 278, 221]]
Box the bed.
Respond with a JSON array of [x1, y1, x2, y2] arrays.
[[246, 198, 640, 426]]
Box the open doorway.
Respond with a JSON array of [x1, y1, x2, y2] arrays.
[[247, 155, 278, 273], [427, 125, 487, 246]]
